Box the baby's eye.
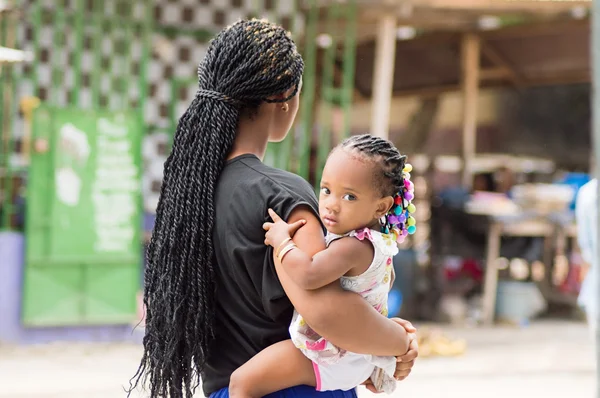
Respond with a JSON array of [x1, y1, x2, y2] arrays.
[[343, 194, 356, 201], [320, 187, 330, 195]]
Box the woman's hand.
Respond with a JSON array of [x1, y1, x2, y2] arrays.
[[362, 318, 419, 393], [391, 318, 418, 380], [263, 208, 306, 249], [395, 332, 418, 379]]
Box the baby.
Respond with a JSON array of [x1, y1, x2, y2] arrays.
[[229, 134, 417, 397]]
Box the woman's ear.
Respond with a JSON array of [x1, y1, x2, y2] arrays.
[[374, 196, 395, 219]]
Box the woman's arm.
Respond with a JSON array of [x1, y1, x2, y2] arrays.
[[264, 209, 373, 290], [274, 205, 409, 357]]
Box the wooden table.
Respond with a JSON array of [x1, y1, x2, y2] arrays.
[[465, 210, 557, 325]]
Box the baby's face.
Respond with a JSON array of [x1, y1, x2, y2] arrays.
[[318, 149, 391, 235]]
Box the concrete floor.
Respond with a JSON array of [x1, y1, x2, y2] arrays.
[[0, 320, 595, 398]]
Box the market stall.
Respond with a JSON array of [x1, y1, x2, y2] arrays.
[[314, 0, 592, 324]]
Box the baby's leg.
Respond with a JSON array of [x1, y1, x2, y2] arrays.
[[229, 339, 316, 398]]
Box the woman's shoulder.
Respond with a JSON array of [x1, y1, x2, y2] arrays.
[[226, 155, 312, 193], [219, 155, 318, 223]]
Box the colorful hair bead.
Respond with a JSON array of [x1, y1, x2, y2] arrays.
[[380, 165, 417, 241]]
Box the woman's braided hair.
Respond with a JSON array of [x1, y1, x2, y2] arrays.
[[337, 134, 417, 240], [129, 20, 303, 398]]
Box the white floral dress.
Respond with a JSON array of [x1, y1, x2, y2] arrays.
[[288, 228, 399, 393]]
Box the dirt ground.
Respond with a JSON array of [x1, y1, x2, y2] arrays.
[[0, 320, 595, 398]]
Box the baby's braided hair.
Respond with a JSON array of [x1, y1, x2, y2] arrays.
[[337, 134, 417, 241], [129, 20, 303, 398], [338, 134, 406, 196]]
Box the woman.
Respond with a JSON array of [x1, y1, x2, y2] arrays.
[[130, 20, 418, 398], [576, 178, 598, 343]]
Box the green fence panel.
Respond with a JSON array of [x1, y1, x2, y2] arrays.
[[0, 8, 20, 231], [22, 107, 143, 326]]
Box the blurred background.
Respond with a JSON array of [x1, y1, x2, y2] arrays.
[[0, 0, 597, 397]]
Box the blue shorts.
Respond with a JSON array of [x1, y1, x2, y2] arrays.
[[210, 385, 357, 398]]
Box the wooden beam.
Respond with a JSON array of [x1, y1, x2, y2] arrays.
[[387, 70, 590, 99], [321, 0, 592, 14], [393, 83, 461, 98], [360, 7, 476, 30], [481, 18, 589, 40], [461, 32, 480, 189], [524, 71, 590, 87], [479, 67, 509, 80], [396, 0, 591, 13], [480, 40, 526, 88]]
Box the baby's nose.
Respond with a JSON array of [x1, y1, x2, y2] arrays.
[[326, 201, 339, 213]]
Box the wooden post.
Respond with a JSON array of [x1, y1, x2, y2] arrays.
[[460, 33, 480, 189], [370, 15, 397, 139], [482, 222, 502, 325], [20, 96, 41, 164]]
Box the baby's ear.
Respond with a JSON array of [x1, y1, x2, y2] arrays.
[[375, 196, 394, 218]]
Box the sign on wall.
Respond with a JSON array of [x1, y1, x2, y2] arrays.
[[23, 107, 143, 326]]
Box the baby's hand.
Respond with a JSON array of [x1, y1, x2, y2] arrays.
[[263, 208, 306, 249]]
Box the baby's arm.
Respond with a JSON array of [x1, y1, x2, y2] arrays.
[[229, 340, 316, 398], [280, 236, 373, 290], [264, 209, 373, 290]]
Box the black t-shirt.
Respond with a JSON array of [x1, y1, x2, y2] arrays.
[[202, 154, 320, 396]]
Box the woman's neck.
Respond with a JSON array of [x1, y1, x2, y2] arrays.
[[227, 139, 268, 161], [227, 113, 271, 161]]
